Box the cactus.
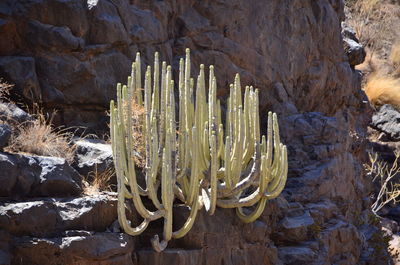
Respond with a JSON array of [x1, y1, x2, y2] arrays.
[[110, 49, 288, 252]]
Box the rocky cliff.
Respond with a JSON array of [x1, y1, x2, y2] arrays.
[[0, 0, 385, 264]]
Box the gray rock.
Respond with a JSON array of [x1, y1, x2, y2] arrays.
[[0, 152, 34, 197], [87, 0, 129, 45], [0, 193, 117, 237], [12, 232, 134, 265], [341, 22, 359, 42], [0, 152, 82, 197], [342, 22, 366, 66], [278, 211, 315, 243], [278, 246, 317, 265], [72, 138, 113, 177], [343, 38, 366, 66], [0, 102, 32, 125], [0, 124, 11, 149], [27, 20, 84, 51], [32, 156, 82, 197], [371, 104, 400, 140]]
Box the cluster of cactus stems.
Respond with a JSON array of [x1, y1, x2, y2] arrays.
[[110, 49, 288, 252]]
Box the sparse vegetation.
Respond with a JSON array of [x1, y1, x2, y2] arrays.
[[123, 102, 145, 168], [6, 112, 76, 163], [366, 151, 400, 215], [83, 166, 115, 195], [0, 79, 12, 101]]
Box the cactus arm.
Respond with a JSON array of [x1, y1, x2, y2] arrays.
[[224, 136, 232, 189], [172, 195, 200, 239], [218, 142, 260, 198], [235, 152, 273, 223], [236, 197, 268, 223], [135, 52, 143, 105], [117, 172, 151, 235], [208, 133, 218, 215], [151, 235, 168, 252], [265, 114, 283, 192], [178, 58, 186, 171], [216, 187, 262, 208], [159, 61, 167, 152], [153, 52, 160, 117], [187, 127, 200, 205], [264, 146, 288, 199]]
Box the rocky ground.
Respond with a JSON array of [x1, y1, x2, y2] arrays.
[[367, 105, 400, 265], [0, 0, 397, 264]]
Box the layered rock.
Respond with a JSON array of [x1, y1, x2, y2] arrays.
[[0, 0, 381, 264], [2, 0, 359, 131]]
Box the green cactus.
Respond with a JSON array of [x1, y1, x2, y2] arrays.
[[110, 49, 288, 252]]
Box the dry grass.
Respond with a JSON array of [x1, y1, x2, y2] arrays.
[[363, 74, 400, 110], [6, 112, 76, 163], [0, 79, 12, 101], [356, 47, 380, 75], [347, 0, 398, 53], [83, 166, 115, 195], [390, 43, 400, 71]]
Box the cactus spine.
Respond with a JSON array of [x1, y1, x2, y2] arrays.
[[110, 49, 288, 252]]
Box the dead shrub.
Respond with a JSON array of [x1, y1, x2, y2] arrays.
[[6, 112, 76, 163], [363, 74, 400, 110], [83, 166, 115, 195], [367, 151, 400, 215], [122, 101, 146, 168]]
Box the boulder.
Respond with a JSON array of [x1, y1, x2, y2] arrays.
[[72, 138, 113, 177], [341, 22, 366, 66], [371, 104, 400, 140], [343, 38, 366, 66], [33, 156, 82, 197], [0, 152, 82, 198]]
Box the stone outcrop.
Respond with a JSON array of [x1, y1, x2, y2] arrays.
[[0, 0, 382, 264], [0, 152, 82, 198], [72, 138, 113, 177], [342, 22, 366, 67], [371, 104, 400, 141]]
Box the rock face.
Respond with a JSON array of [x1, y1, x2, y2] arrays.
[[0, 0, 381, 264], [2, 0, 359, 131]]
